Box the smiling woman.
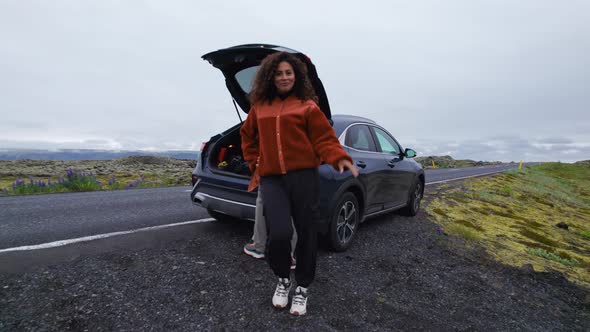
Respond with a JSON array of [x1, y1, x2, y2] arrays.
[[274, 61, 295, 94], [241, 51, 358, 316]]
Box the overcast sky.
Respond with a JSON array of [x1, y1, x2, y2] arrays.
[[1, 0, 589, 162]]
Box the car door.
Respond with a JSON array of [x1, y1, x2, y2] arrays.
[[371, 126, 412, 208], [343, 124, 386, 215]]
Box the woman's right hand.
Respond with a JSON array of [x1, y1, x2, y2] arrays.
[[338, 159, 359, 178]]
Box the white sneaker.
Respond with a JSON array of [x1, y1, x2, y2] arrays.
[[289, 286, 308, 316], [272, 278, 291, 309]]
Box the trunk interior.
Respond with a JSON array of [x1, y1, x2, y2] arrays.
[[208, 128, 251, 177]]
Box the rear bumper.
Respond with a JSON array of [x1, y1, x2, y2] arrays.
[[193, 191, 256, 221]]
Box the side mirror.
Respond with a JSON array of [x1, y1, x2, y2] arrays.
[[404, 148, 417, 158]]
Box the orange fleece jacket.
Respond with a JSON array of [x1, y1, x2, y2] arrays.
[[240, 95, 352, 178]]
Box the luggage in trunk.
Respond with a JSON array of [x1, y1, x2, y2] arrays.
[[209, 128, 251, 176]]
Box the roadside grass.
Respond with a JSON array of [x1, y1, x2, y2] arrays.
[[415, 155, 505, 169], [426, 162, 590, 288], [577, 230, 590, 240], [446, 223, 482, 241], [525, 248, 580, 267], [3, 170, 167, 196], [0, 156, 195, 196]]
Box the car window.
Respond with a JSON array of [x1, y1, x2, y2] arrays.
[[345, 125, 376, 152], [235, 66, 259, 93], [372, 127, 401, 155]]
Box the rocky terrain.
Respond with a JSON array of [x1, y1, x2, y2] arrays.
[[0, 182, 588, 331], [415, 155, 506, 169], [0, 156, 196, 191]]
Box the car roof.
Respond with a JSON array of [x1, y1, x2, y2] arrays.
[[331, 114, 376, 136]]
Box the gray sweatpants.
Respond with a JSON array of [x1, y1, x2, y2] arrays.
[[252, 190, 297, 255]]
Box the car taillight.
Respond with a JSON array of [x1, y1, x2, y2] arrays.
[[191, 174, 198, 186], [200, 141, 209, 152]]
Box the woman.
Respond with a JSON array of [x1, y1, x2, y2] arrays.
[[241, 52, 358, 316]]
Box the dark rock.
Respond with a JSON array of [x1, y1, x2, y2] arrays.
[[556, 222, 569, 230], [520, 264, 535, 274]]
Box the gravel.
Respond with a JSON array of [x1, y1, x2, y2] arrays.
[[1, 185, 589, 331]]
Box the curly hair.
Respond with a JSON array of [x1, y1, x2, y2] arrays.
[[249, 52, 318, 106]]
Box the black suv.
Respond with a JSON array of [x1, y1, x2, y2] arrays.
[[191, 44, 424, 251]]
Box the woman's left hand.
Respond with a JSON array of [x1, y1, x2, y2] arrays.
[[338, 159, 359, 178]]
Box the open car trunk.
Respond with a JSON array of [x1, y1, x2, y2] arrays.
[[208, 127, 251, 177]]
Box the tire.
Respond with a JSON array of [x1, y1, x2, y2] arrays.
[[328, 192, 360, 252], [207, 208, 240, 223], [401, 179, 423, 216]]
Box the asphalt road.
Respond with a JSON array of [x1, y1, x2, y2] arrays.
[[0, 163, 533, 250], [1, 165, 587, 331]]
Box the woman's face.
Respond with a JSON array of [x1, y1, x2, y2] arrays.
[[274, 61, 295, 95]]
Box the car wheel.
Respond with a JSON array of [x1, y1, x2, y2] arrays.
[[207, 208, 239, 222], [401, 179, 423, 216], [328, 192, 359, 252]]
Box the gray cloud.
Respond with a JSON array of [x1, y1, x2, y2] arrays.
[[407, 136, 590, 162], [536, 137, 574, 144], [0, 0, 589, 163]]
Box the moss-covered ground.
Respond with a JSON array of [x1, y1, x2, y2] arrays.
[[0, 156, 196, 195], [426, 163, 590, 288]]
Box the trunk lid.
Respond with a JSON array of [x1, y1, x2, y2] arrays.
[[202, 43, 331, 119]]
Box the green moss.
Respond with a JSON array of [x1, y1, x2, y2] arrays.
[[469, 206, 491, 215], [446, 223, 481, 241], [497, 186, 513, 196], [516, 240, 554, 252], [493, 209, 528, 221], [0, 157, 193, 196], [426, 162, 590, 287], [503, 173, 518, 181], [576, 230, 590, 240], [433, 208, 449, 217], [449, 193, 470, 204], [526, 248, 579, 267], [532, 196, 555, 207], [520, 229, 560, 248], [454, 219, 485, 232], [514, 220, 543, 229], [528, 220, 544, 228]]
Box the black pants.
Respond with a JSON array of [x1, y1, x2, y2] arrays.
[[260, 168, 319, 287]]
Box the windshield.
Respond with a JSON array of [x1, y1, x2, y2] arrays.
[[235, 66, 259, 94]]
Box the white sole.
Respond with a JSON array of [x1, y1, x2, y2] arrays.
[[290, 309, 306, 316], [243, 247, 264, 259]]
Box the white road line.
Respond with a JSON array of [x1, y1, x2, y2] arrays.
[[0, 218, 215, 254], [1, 167, 514, 254]]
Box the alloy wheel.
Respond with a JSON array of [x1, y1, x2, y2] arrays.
[[413, 182, 422, 211], [336, 201, 357, 244]]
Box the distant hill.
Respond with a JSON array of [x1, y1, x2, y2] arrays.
[[415, 155, 506, 169], [0, 150, 507, 169], [0, 149, 199, 161]]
